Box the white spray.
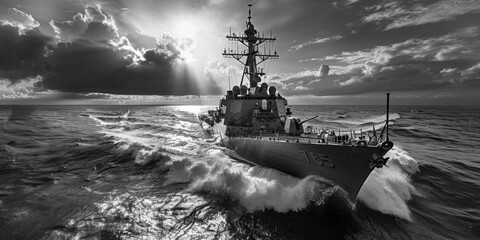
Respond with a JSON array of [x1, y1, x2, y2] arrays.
[[164, 149, 341, 213], [358, 145, 419, 221]]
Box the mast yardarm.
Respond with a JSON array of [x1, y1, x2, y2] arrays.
[[223, 4, 279, 88]]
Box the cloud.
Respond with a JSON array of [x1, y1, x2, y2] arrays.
[[0, 8, 39, 34], [289, 35, 342, 52], [202, 59, 244, 90], [0, 24, 52, 80], [126, 32, 157, 49], [109, 36, 144, 63], [294, 85, 308, 91], [42, 32, 220, 95], [268, 27, 480, 96], [0, 76, 43, 99], [82, 21, 117, 41], [363, 0, 480, 30], [461, 63, 480, 76], [0, 6, 220, 96], [50, 4, 118, 41], [440, 68, 456, 74], [299, 58, 323, 62], [1, 1, 477, 103]]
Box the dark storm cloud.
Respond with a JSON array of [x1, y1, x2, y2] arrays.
[[43, 34, 208, 95], [82, 21, 117, 41], [1, 5, 220, 96], [0, 24, 51, 80], [42, 33, 219, 95]]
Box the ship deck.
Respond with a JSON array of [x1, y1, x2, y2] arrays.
[[228, 132, 378, 147]]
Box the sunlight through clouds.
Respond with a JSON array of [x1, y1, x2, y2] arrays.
[[0, 0, 479, 104]]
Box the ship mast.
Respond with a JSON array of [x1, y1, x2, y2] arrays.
[[223, 4, 279, 88]]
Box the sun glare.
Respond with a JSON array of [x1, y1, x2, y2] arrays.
[[174, 20, 196, 38]]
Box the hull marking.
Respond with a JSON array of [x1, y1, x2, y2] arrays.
[[299, 150, 311, 163], [299, 150, 335, 168]]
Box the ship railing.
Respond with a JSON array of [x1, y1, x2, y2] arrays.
[[247, 124, 386, 146], [303, 124, 387, 146]]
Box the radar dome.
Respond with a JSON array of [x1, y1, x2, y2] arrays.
[[240, 85, 248, 95], [268, 86, 276, 96], [232, 86, 240, 96]]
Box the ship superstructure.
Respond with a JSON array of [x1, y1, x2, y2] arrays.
[[200, 5, 394, 202]]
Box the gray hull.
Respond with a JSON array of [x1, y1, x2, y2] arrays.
[[221, 136, 383, 202]]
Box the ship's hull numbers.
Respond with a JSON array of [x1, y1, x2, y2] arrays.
[[299, 151, 335, 168]]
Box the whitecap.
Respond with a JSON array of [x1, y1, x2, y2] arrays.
[[164, 151, 343, 213], [358, 145, 419, 221]]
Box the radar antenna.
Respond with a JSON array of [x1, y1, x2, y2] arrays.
[[222, 4, 279, 88]]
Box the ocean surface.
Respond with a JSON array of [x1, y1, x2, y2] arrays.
[[0, 105, 479, 239]]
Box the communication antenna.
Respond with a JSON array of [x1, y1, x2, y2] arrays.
[[248, 4, 252, 23], [386, 93, 390, 142], [222, 4, 279, 87]]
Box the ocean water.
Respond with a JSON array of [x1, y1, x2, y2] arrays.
[[0, 105, 479, 239]]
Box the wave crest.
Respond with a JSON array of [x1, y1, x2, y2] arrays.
[[164, 153, 343, 213], [358, 145, 419, 221]]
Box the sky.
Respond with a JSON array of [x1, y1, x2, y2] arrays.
[[0, 0, 479, 105]]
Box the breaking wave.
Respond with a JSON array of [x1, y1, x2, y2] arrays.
[[358, 145, 419, 221], [163, 150, 343, 213]]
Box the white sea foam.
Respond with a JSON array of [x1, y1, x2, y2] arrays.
[[170, 143, 418, 217], [120, 110, 130, 119], [332, 113, 400, 125], [88, 114, 107, 125], [175, 105, 203, 115], [164, 150, 341, 213], [91, 110, 204, 166], [134, 146, 169, 165], [59, 191, 229, 239], [358, 145, 419, 221]]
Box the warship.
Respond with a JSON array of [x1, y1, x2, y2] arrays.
[[199, 4, 394, 202]]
